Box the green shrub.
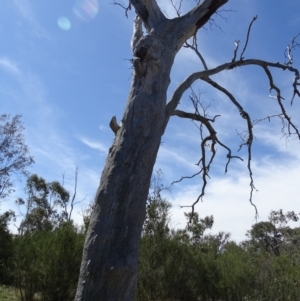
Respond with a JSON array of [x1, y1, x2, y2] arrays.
[[14, 222, 85, 301]]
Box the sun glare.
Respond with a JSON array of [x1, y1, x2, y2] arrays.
[[73, 0, 99, 22], [57, 17, 71, 31]]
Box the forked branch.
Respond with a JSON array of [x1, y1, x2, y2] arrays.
[[165, 23, 300, 217], [285, 32, 300, 66], [129, 0, 166, 30], [112, 1, 132, 17], [184, 36, 208, 70], [171, 107, 245, 215]]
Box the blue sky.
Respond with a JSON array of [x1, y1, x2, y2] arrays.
[[1, 0, 300, 241]]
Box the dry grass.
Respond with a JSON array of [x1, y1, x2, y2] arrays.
[[0, 285, 20, 301]]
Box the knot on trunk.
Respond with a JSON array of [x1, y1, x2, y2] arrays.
[[134, 46, 147, 61], [132, 58, 146, 77]]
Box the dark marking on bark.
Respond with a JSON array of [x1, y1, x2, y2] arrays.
[[195, 2, 225, 30], [196, 14, 211, 29], [133, 58, 146, 77], [135, 46, 147, 60], [139, 5, 149, 23]]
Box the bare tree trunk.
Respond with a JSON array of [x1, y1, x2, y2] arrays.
[[75, 1, 228, 300], [75, 35, 176, 301]]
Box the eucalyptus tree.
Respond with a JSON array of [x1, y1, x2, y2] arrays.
[[246, 210, 300, 257], [0, 114, 33, 200], [16, 174, 71, 234], [75, 1, 300, 300]]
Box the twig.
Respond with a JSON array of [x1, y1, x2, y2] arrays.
[[111, 1, 132, 17], [169, 0, 183, 17], [163, 23, 300, 219], [285, 32, 300, 66], [171, 169, 202, 185], [184, 36, 208, 70], [231, 40, 240, 62], [240, 15, 258, 60], [262, 65, 300, 139]]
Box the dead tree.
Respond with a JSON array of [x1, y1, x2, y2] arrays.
[[75, 1, 300, 300]]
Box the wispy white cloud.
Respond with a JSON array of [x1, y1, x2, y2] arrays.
[[0, 57, 21, 76], [3, 0, 299, 240], [167, 155, 300, 242], [11, 0, 51, 40], [289, 15, 300, 27], [158, 145, 199, 171], [5, 128, 103, 232], [254, 122, 300, 160], [12, 0, 33, 20], [77, 136, 108, 153], [0, 56, 56, 120], [98, 124, 108, 131], [1, 56, 101, 231], [160, 51, 300, 241]]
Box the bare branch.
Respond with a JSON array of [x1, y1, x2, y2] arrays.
[[171, 107, 245, 214], [231, 40, 240, 62], [184, 36, 208, 70], [174, 0, 229, 46], [188, 89, 219, 141], [262, 65, 300, 139], [292, 73, 300, 104], [109, 116, 121, 135], [252, 114, 292, 139], [171, 109, 217, 133], [68, 167, 87, 221], [171, 169, 202, 185], [200, 76, 244, 113], [200, 76, 257, 215], [186, 0, 229, 31], [164, 56, 299, 215], [163, 47, 299, 217], [252, 114, 285, 126], [169, 0, 183, 17], [204, 9, 235, 33], [165, 58, 300, 126], [68, 167, 78, 221], [240, 15, 258, 60], [285, 32, 300, 66], [111, 1, 132, 17], [165, 47, 300, 217]]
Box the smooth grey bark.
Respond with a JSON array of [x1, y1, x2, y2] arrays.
[[75, 1, 228, 300]]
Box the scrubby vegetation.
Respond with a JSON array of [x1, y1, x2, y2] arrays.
[[1, 172, 300, 301], [0, 113, 299, 301]]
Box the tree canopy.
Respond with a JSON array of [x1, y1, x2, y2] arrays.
[[0, 114, 33, 200]]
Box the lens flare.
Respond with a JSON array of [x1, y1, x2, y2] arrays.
[[73, 0, 99, 22], [57, 17, 71, 31]]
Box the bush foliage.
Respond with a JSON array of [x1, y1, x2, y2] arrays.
[[1, 173, 300, 301]]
